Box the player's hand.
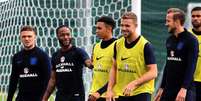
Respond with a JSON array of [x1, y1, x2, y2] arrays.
[[154, 88, 163, 101], [123, 81, 138, 96], [88, 92, 100, 101], [175, 88, 187, 101], [106, 90, 115, 101]]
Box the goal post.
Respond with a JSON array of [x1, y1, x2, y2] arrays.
[[132, 0, 141, 35]]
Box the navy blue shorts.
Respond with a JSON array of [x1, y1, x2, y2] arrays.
[[96, 97, 106, 101], [194, 81, 201, 101], [118, 93, 151, 101], [15, 94, 42, 101], [160, 87, 196, 101], [55, 92, 85, 101], [95, 97, 117, 101]]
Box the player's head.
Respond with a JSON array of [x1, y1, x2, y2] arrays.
[[120, 12, 138, 38], [191, 7, 201, 30], [165, 8, 185, 33], [20, 25, 37, 50], [96, 16, 115, 40], [56, 25, 72, 47]]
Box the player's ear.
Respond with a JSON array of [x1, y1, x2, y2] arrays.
[[175, 19, 181, 26]]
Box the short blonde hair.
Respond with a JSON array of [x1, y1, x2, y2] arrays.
[[121, 12, 137, 24]]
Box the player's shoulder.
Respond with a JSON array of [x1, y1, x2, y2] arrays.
[[116, 36, 124, 43], [111, 37, 118, 43], [13, 50, 23, 59], [52, 49, 60, 57], [35, 47, 49, 56], [93, 40, 103, 48], [35, 47, 45, 53], [184, 30, 198, 42], [74, 46, 87, 54], [166, 34, 175, 42]]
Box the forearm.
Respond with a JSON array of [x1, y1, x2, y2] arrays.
[[183, 42, 198, 89], [107, 60, 117, 91], [160, 64, 167, 88], [7, 68, 18, 101], [43, 79, 56, 100], [42, 63, 51, 89], [97, 83, 108, 95], [133, 64, 157, 87], [182, 66, 196, 89], [43, 56, 51, 82], [7, 81, 17, 101], [43, 71, 56, 100], [7, 81, 18, 101], [182, 62, 197, 89]]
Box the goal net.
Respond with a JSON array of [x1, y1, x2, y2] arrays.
[[0, 0, 137, 100]]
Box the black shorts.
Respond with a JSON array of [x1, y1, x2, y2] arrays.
[[96, 97, 106, 101], [118, 93, 151, 101], [161, 87, 196, 101], [55, 92, 85, 101], [15, 94, 42, 101], [194, 81, 201, 101], [96, 97, 118, 101]]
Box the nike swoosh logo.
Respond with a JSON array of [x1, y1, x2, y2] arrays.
[[121, 57, 130, 61], [96, 56, 103, 60]]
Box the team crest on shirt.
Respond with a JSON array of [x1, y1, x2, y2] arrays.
[[56, 56, 74, 73], [170, 50, 174, 57], [24, 67, 29, 74], [118, 64, 136, 73], [20, 67, 38, 78], [168, 50, 182, 61], [177, 42, 184, 50], [30, 57, 37, 65], [60, 56, 65, 62], [124, 64, 129, 70], [97, 63, 102, 69]]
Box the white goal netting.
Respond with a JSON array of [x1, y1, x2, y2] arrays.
[[0, 0, 135, 100]]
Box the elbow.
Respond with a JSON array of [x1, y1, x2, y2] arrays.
[[153, 67, 158, 79], [153, 70, 158, 79], [152, 65, 158, 79], [150, 70, 157, 80], [148, 64, 158, 79]]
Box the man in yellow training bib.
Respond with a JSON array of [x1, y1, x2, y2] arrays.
[[189, 7, 201, 101], [88, 16, 116, 101], [106, 12, 158, 101]]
